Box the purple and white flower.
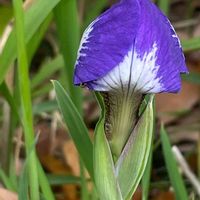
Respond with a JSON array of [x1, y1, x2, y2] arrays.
[[73, 0, 188, 157], [74, 0, 188, 93]]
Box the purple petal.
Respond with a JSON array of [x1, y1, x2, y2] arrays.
[[74, 0, 140, 85], [133, 0, 188, 93]]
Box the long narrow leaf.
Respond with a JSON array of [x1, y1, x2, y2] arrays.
[[0, 168, 15, 191], [47, 175, 81, 185], [182, 73, 200, 85], [54, 0, 82, 110], [182, 37, 200, 52], [83, 0, 107, 30], [0, 82, 19, 120], [158, 0, 170, 15], [53, 80, 93, 178], [142, 145, 153, 200], [37, 160, 55, 200], [27, 14, 52, 63], [160, 125, 188, 200], [33, 100, 58, 115]]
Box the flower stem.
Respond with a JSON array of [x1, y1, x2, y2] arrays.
[[12, 0, 39, 199]]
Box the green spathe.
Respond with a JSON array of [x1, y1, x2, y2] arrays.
[[94, 93, 154, 200], [101, 92, 143, 159]]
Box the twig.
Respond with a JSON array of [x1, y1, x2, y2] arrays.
[[172, 146, 200, 197]]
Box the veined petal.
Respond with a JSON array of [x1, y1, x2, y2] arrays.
[[74, 0, 140, 85], [133, 0, 188, 93], [89, 42, 163, 93]]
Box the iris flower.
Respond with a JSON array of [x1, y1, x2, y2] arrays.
[[74, 0, 188, 157]]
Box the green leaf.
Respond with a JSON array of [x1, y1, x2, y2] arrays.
[[32, 84, 52, 98], [0, 0, 61, 84], [142, 145, 153, 200], [0, 5, 12, 36], [115, 96, 154, 200], [142, 98, 155, 200], [33, 100, 58, 115], [13, 0, 40, 198], [37, 160, 55, 200], [82, 0, 107, 30], [158, 0, 170, 15], [80, 159, 90, 200], [160, 125, 188, 200], [47, 175, 82, 185], [182, 37, 200, 52], [18, 138, 39, 200], [31, 55, 64, 90], [18, 163, 29, 200], [27, 13, 52, 63], [53, 80, 93, 178], [94, 92, 123, 200], [182, 73, 200, 85], [0, 82, 19, 121], [0, 168, 15, 191], [54, 0, 82, 111]]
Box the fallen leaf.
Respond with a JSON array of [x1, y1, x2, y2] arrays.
[[156, 82, 200, 123], [62, 140, 79, 176], [152, 191, 175, 200], [132, 187, 142, 200], [40, 155, 77, 200]]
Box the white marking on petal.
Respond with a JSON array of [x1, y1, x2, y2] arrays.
[[75, 18, 99, 65], [92, 42, 163, 93]]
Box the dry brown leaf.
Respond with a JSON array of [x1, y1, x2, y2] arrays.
[[62, 139, 94, 193], [132, 187, 142, 200], [40, 155, 77, 200], [36, 121, 68, 157], [62, 140, 80, 177], [0, 188, 18, 200], [156, 81, 200, 123], [156, 62, 200, 123], [152, 191, 175, 200]]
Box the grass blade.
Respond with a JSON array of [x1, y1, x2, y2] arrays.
[[182, 73, 200, 84], [54, 0, 82, 110], [47, 175, 81, 185], [83, 0, 107, 30], [0, 82, 19, 120], [13, 0, 39, 198], [0, 168, 15, 191], [160, 125, 188, 200], [158, 0, 170, 15], [0, 6, 12, 36], [33, 100, 58, 115], [37, 160, 55, 200], [182, 37, 200, 52], [142, 146, 153, 200], [0, 0, 61, 84], [27, 13, 52, 63]]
